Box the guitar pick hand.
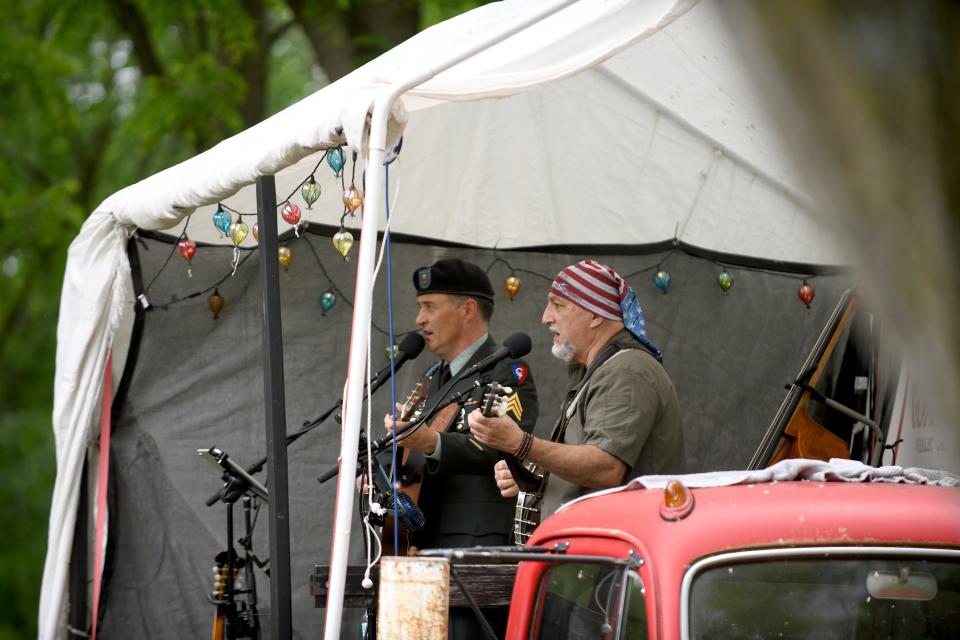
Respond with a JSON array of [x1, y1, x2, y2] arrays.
[[493, 460, 519, 498], [384, 403, 439, 454]]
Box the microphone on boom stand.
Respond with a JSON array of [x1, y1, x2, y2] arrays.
[[368, 332, 427, 393], [206, 332, 425, 506], [453, 331, 532, 383], [333, 331, 426, 424]]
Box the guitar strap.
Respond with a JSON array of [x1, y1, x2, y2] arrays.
[[397, 361, 459, 479], [551, 339, 643, 443]]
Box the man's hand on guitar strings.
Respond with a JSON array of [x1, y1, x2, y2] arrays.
[[493, 460, 520, 498], [384, 403, 439, 453], [468, 409, 524, 454]]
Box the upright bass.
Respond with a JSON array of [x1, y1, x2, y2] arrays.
[[750, 289, 884, 469]]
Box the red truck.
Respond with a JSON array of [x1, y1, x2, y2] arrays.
[[488, 471, 960, 639]]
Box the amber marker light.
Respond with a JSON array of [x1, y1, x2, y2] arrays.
[[659, 479, 695, 521]]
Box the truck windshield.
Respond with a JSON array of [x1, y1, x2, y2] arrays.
[[688, 555, 960, 639], [532, 563, 647, 639]]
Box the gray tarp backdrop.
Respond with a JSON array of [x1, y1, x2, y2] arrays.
[[98, 228, 850, 638]]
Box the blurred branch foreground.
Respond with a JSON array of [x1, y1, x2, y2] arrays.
[[723, 1, 960, 448]]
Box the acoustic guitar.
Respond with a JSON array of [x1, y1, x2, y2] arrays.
[[380, 374, 459, 554], [210, 550, 244, 640]]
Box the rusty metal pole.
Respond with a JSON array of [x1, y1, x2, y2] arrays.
[[377, 557, 450, 639]]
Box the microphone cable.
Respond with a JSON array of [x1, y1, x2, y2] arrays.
[[361, 157, 404, 588]]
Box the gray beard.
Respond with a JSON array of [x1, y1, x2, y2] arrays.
[[551, 340, 576, 363]]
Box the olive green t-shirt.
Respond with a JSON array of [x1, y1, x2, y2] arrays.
[[540, 330, 686, 517]]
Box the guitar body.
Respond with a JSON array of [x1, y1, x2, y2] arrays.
[[511, 462, 547, 545]]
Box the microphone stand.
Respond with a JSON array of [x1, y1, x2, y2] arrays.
[[207, 359, 402, 506]]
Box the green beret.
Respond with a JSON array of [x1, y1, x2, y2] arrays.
[[413, 258, 495, 302]]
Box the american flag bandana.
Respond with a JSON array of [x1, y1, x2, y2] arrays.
[[550, 260, 662, 362]]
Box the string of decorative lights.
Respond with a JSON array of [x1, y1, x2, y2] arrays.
[[141, 143, 835, 337], [139, 148, 369, 317], [484, 244, 825, 309]]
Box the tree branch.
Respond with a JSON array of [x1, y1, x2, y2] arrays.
[[238, 0, 271, 127], [269, 19, 298, 46], [286, 0, 356, 81], [110, 0, 166, 77]]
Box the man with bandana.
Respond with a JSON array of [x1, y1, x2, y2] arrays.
[[470, 260, 685, 518]]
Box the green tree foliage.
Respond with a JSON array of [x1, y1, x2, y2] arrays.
[[0, 1, 488, 637]]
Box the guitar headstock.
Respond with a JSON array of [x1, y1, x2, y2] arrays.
[[399, 376, 430, 422], [480, 382, 513, 418], [211, 550, 245, 600]]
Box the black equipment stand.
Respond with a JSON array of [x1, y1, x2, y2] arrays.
[[203, 446, 269, 640]]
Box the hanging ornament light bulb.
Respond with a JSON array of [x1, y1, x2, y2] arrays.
[[327, 147, 346, 176], [228, 217, 248, 246], [798, 280, 816, 308], [320, 289, 337, 315], [252, 222, 260, 242], [208, 288, 225, 319], [212, 204, 232, 237], [301, 175, 321, 209], [278, 246, 293, 271], [717, 269, 734, 293], [333, 227, 354, 260], [280, 201, 301, 226], [177, 237, 197, 277], [342, 186, 363, 214], [504, 274, 521, 300], [653, 269, 671, 294]]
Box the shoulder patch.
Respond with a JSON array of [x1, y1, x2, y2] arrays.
[[512, 364, 528, 386]]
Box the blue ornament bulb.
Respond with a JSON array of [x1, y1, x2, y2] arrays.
[[213, 206, 232, 235], [320, 290, 337, 314], [653, 269, 671, 294], [327, 148, 345, 176]]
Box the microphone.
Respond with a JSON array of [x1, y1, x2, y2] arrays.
[[369, 332, 426, 390], [383, 489, 426, 533], [332, 332, 425, 426], [455, 332, 532, 381]]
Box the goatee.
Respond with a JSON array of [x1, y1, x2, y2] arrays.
[[551, 340, 576, 363]]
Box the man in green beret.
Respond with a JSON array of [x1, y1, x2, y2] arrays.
[[383, 257, 539, 639]]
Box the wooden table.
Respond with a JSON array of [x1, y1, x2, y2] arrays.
[[311, 563, 519, 609]]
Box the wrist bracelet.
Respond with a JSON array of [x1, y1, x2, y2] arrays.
[[515, 431, 534, 460]]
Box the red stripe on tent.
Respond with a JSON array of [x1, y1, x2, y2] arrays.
[[90, 352, 112, 640]]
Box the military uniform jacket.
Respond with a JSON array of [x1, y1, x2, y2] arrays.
[[414, 335, 539, 549]]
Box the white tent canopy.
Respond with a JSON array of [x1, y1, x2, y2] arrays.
[[93, 0, 834, 260], [41, 0, 846, 637]]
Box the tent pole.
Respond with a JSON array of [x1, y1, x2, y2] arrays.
[[256, 174, 293, 640], [322, 1, 580, 637]]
